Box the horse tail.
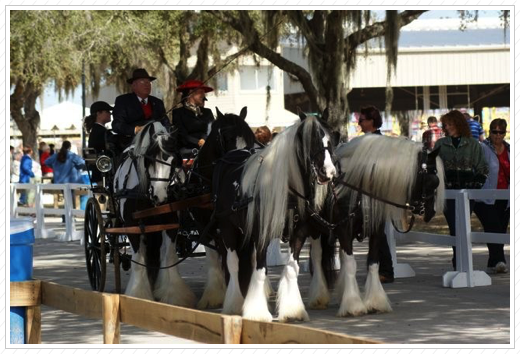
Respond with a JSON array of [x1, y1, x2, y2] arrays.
[[320, 234, 337, 289]]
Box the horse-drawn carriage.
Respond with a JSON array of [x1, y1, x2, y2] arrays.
[[81, 107, 445, 323], [82, 128, 213, 294]]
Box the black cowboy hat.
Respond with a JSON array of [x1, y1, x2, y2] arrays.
[[90, 101, 114, 114], [127, 68, 157, 84]]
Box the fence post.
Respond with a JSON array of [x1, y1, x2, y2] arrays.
[[220, 315, 242, 344], [442, 190, 491, 288], [102, 294, 120, 344], [385, 221, 416, 278], [34, 184, 44, 239], [63, 184, 74, 241], [10, 184, 17, 217]]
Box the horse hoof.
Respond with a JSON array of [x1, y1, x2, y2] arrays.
[[278, 312, 310, 323], [308, 301, 328, 310]]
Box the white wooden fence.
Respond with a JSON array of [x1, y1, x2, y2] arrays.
[[10, 183, 92, 241], [387, 189, 510, 289]]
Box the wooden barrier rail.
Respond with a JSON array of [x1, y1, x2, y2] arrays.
[[10, 280, 381, 344]]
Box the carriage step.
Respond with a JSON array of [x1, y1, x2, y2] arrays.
[[105, 223, 180, 234], [132, 193, 213, 219]]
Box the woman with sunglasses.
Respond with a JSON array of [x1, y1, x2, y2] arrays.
[[473, 118, 510, 274]]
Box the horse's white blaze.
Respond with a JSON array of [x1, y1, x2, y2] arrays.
[[277, 253, 309, 322], [124, 236, 154, 301], [222, 249, 244, 315], [337, 251, 367, 317], [154, 232, 196, 307], [242, 267, 273, 322], [363, 263, 392, 313], [197, 245, 227, 309], [308, 237, 330, 310], [322, 136, 336, 180], [149, 156, 176, 204]]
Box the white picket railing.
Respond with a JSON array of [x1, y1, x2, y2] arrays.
[[386, 189, 510, 288], [10, 183, 92, 241]]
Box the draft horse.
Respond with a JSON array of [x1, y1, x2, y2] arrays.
[[113, 121, 196, 307], [310, 134, 445, 317], [213, 113, 337, 322]]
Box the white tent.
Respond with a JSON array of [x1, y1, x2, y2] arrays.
[[40, 102, 88, 132]]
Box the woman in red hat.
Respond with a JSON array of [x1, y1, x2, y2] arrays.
[[172, 80, 215, 158]]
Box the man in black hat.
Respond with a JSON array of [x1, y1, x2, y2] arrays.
[[112, 68, 169, 147]]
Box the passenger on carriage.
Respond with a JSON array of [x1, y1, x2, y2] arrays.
[[84, 101, 116, 183], [171, 80, 215, 159], [112, 68, 169, 149]]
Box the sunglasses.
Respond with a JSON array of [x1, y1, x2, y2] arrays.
[[491, 130, 506, 135]]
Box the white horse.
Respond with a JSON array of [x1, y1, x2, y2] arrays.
[[214, 114, 337, 322], [309, 134, 445, 317], [114, 121, 196, 308]]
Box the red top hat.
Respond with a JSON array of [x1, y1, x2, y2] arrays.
[[176, 80, 214, 93]]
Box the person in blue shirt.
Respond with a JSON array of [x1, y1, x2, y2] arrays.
[[463, 112, 485, 142], [18, 146, 35, 205], [44, 141, 86, 219], [44, 141, 86, 184]]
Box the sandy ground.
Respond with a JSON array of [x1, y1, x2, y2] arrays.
[[30, 213, 510, 345]]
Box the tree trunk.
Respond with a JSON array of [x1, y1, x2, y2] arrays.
[[10, 80, 41, 159]]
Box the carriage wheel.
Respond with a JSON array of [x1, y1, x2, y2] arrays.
[[84, 197, 106, 292]]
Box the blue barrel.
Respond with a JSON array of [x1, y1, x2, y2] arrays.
[[10, 218, 35, 344]]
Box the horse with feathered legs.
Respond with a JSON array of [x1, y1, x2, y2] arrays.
[[213, 113, 337, 322], [113, 121, 196, 308], [190, 106, 257, 310], [307, 134, 445, 317]]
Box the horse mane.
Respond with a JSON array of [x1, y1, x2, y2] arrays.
[[241, 116, 329, 250], [131, 121, 176, 193], [335, 134, 444, 235]]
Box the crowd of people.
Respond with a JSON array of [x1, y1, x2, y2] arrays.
[[11, 67, 509, 275]]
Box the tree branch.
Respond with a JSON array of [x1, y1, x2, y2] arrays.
[[345, 10, 427, 58], [207, 10, 320, 109]]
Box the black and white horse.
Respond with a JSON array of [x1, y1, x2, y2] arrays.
[[310, 134, 445, 316], [113, 121, 196, 307], [192, 106, 256, 309], [214, 114, 337, 322]]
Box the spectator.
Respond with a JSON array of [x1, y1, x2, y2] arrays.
[[474, 118, 510, 274], [18, 146, 35, 205], [44, 141, 86, 185], [463, 112, 485, 142], [49, 144, 55, 155], [254, 126, 272, 146], [422, 116, 443, 151], [12, 151, 22, 184], [45, 141, 86, 220], [358, 105, 394, 283], [358, 105, 383, 135], [39, 142, 53, 179], [434, 110, 488, 269]]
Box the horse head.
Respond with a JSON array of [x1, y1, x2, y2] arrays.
[[296, 112, 337, 186]]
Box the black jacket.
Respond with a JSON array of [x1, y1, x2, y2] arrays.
[[172, 106, 214, 154], [112, 93, 169, 136], [88, 123, 119, 182]]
